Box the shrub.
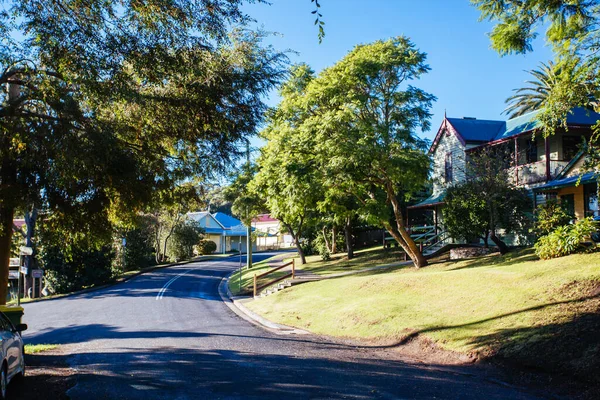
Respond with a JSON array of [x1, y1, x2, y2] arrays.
[[535, 217, 598, 259], [197, 240, 217, 255], [534, 200, 572, 237], [167, 221, 202, 261]]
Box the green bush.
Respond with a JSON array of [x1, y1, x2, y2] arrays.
[[42, 243, 115, 294], [535, 218, 598, 259], [534, 200, 572, 237], [167, 221, 202, 261], [197, 239, 217, 255]]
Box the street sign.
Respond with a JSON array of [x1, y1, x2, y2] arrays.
[[32, 269, 43, 278], [20, 266, 28, 275], [8, 270, 19, 280], [9, 258, 19, 267], [19, 246, 33, 256]]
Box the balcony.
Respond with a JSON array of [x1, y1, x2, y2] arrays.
[[508, 160, 570, 186]]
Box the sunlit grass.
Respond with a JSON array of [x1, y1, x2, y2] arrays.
[[248, 247, 600, 357], [25, 344, 58, 354]]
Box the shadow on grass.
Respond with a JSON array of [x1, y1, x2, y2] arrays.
[[444, 248, 539, 272], [302, 247, 408, 276]]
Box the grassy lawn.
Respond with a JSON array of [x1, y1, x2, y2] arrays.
[[247, 247, 600, 380], [25, 344, 58, 354], [296, 246, 407, 276], [228, 253, 296, 295]]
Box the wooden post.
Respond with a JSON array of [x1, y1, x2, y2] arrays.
[[253, 274, 257, 297], [292, 259, 295, 279], [39, 276, 42, 298], [545, 136, 551, 181]]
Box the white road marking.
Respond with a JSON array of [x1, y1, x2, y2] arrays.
[[156, 268, 194, 300]]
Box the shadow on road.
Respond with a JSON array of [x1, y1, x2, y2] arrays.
[[32, 346, 545, 400]]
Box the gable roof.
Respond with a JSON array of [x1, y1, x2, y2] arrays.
[[446, 118, 505, 143], [187, 211, 226, 230], [430, 107, 600, 153]]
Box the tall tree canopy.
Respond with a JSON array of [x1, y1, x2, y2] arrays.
[[0, 1, 287, 303], [305, 37, 435, 268]]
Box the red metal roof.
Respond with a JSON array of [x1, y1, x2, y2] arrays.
[[252, 214, 278, 223]]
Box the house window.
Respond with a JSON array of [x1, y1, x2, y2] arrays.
[[445, 152, 453, 183], [525, 139, 538, 164]]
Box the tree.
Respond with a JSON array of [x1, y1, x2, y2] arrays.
[[473, 1, 598, 133], [443, 182, 491, 246], [505, 61, 559, 118], [0, 2, 286, 303], [458, 147, 532, 254], [305, 37, 435, 268], [251, 64, 322, 265]]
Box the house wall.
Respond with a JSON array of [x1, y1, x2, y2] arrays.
[[556, 185, 586, 220], [431, 130, 467, 194]]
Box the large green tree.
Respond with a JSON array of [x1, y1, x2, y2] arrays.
[[251, 64, 322, 265], [0, 1, 286, 303], [305, 37, 435, 268]]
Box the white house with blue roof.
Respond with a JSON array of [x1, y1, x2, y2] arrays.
[[410, 107, 600, 240], [186, 211, 256, 254]]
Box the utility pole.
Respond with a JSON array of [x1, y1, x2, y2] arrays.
[[246, 140, 253, 269]]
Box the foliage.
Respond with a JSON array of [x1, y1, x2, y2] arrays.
[[40, 232, 116, 294], [534, 200, 572, 237], [197, 240, 218, 255], [251, 64, 322, 265], [225, 163, 266, 225], [167, 221, 203, 262], [459, 147, 532, 253], [304, 37, 436, 267], [535, 217, 598, 259], [0, 1, 287, 303], [121, 216, 157, 271], [443, 182, 490, 244]]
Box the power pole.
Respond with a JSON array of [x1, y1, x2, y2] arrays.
[[246, 140, 253, 269]]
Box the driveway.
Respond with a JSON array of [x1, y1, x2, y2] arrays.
[[22, 253, 546, 399]]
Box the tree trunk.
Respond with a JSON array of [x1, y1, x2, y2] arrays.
[[24, 207, 38, 272], [490, 231, 509, 254], [331, 225, 337, 254], [386, 184, 428, 268], [344, 217, 354, 260], [483, 230, 489, 248], [0, 206, 14, 305], [284, 221, 306, 265], [322, 226, 331, 253]]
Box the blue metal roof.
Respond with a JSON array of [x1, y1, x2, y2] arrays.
[[534, 172, 598, 191], [446, 108, 600, 145], [408, 191, 446, 209], [213, 212, 243, 228], [446, 118, 505, 143]]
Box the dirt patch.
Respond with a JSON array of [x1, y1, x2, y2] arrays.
[[8, 349, 75, 400]]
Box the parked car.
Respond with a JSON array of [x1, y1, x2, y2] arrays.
[[0, 312, 26, 400]]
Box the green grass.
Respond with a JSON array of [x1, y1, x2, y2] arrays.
[[25, 344, 58, 354], [296, 246, 407, 276], [247, 247, 600, 380], [228, 253, 296, 295]]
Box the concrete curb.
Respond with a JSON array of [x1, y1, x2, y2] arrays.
[[21, 254, 235, 305], [218, 273, 308, 335]]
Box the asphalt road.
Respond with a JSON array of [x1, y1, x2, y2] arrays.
[[22, 253, 547, 399]]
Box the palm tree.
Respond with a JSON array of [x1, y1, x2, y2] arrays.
[[504, 61, 559, 119], [505, 58, 595, 119]]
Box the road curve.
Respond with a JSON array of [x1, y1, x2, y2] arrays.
[[22, 253, 546, 399]]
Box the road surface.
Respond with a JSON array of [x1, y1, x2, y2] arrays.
[[22, 253, 546, 399]]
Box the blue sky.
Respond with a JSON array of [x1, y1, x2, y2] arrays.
[[242, 0, 553, 146]]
